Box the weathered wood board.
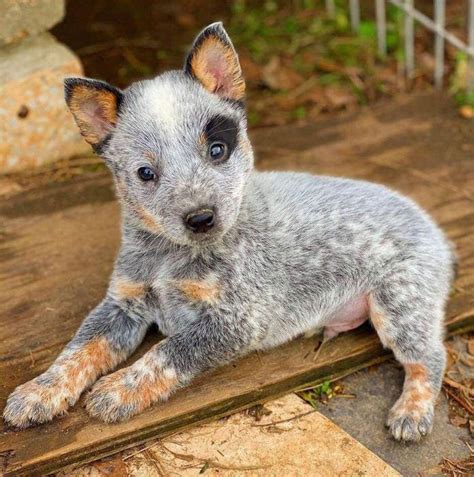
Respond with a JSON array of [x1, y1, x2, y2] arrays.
[[1, 93, 473, 476]]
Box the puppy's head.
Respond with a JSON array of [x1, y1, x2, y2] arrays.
[[65, 22, 253, 246]]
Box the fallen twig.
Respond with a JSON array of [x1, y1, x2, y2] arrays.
[[252, 409, 316, 427], [443, 377, 474, 397], [312, 339, 325, 362], [443, 385, 474, 415], [161, 444, 272, 472]]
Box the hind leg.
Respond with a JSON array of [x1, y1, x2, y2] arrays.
[[368, 284, 447, 442]]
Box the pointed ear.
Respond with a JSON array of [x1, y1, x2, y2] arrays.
[[184, 22, 245, 102], [64, 78, 124, 150]]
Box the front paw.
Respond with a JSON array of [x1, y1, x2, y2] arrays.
[[85, 363, 177, 423], [3, 376, 74, 429]]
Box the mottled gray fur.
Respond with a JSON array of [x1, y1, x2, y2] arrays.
[[3, 23, 454, 441]]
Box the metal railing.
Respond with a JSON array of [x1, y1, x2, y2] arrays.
[[325, 0, 474, 90]]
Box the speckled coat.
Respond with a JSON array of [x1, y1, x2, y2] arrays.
[[4, 23, 455, 442]]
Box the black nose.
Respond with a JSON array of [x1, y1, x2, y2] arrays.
[[185, 209, 215, 233]]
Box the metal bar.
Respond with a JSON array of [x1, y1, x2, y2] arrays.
[[349, 0, 360, 32], [434, 0, 446, 88], [389, 0, 474, 56], [403, 0, 415, 79], [375, 0, 387, 57], [468, 0, 474, 91], [325, 0, 336, 18]]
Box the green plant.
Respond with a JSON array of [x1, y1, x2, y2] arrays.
[[298, 380, 334, 409]]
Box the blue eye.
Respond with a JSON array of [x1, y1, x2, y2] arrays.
[[137, 167, 156, 181], [209, 142, 227, 161]]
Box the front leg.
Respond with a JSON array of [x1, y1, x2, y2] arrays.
[[3, 295, 150, 429], [86, 309, 258, 422]]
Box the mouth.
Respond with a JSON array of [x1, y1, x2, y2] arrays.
[[185, 226, 223, 245]]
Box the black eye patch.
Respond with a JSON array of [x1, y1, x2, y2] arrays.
[[204, 115, 238, 157]]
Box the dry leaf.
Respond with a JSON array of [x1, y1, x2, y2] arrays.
[[446, 348, 457, 371], [467, 339, 474, 356], [302, 86, 326, 105], [247, 404, 272, 422], [95, 457, 129, 476], [419, 52, 435, 73], [0, 178, 22, 197], [324, 86, 358, 111], [175, 13, 196, 29], [450, 415, 468, 427], [262, 56, 304, 91], [239, 53, 263, 83], [459, 105, 474, 119], [459, 352, 474, 367]]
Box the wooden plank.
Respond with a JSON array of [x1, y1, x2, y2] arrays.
[[1, 314, 472, 477], [1, 93, 473, 476]]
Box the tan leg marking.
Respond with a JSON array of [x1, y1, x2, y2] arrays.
[[369, 292, 434, 411], [86, 348, 178, 422], [395, 363, 433, 417], [61, 337, 125, 393], [3, 338, 125, 428], [368, 294, 436, 440], [118, 368, 177, 409], [111, 278, 146, 301], [368, 294, 394, 348], [388, 362, 435, 440], [173, 279, 220, 304]]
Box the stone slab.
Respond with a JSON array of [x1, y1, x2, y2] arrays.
[[62, 395, 401, 477], [0, 33, 89, 173], [319, 360, 471, 477], [0, 0, 64, 46]]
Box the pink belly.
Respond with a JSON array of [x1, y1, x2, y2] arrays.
[[324, 295, 369, 340]]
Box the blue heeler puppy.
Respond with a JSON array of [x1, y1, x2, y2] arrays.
[[3, 23, 455, 442]]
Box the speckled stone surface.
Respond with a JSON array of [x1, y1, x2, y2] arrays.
[[0, 33, 89, 173], [0, 0, 64, 46]]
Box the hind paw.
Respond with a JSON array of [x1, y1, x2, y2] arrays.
[[386, 404, 434, 441]]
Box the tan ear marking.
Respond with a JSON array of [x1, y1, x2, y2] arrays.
[[185, 23, 245, 101], [65, 78, 123, 147]]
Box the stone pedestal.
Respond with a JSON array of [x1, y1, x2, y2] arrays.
[[0, 0, 64, 45], [0, 1, 88, 174]]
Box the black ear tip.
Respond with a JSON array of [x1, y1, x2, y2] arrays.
[[202, 21, 231, 42], [63, 77, 124, 107], [64, 77, 79, 103], [64, 77, 81, 88], [208, 21, 224, 30]]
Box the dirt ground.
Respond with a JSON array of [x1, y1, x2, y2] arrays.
[[51, 0, 474, 129], [1, 92, 473, 476]]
